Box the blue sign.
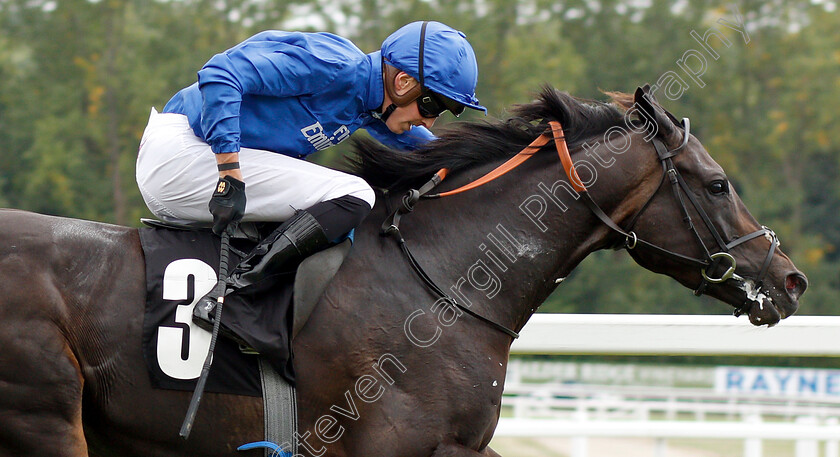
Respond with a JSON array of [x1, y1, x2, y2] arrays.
[[715, 366, 840, 397]]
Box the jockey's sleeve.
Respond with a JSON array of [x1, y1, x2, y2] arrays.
[[196, 38, 337, 154], [364, 120, 437, 152]]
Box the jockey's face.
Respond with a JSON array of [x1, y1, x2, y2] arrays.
[[382, 71, 437, 134]]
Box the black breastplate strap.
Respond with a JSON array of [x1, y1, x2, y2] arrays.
[[381, 190, 520, 339]]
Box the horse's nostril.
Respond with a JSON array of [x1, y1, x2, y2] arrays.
[[785, 273, 808, 298]]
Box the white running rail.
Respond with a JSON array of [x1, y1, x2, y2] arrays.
[[497, 314, 840, 457], [510, 314, 840, 357]]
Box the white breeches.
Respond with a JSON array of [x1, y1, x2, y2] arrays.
[[136, 108, 375, 223]]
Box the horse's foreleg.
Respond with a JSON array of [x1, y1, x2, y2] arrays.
[[430, 443, 503, 457]]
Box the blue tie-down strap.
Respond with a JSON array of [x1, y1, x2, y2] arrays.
[[237, 441, 292, 457]]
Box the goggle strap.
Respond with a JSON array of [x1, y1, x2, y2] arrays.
[[418, 21, 428, 87]]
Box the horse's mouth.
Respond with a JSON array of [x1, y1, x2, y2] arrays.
[[742, 294, 782, 327], [733, 276, 802, 327]]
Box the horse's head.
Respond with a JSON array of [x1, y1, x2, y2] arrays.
[[619, 85, 807, 326], [349, 85, 807, 327]]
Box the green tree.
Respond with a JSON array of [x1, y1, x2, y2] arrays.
[[0, 0, 836, 319]]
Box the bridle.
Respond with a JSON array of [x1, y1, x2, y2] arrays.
[[381, 118, 780, 338], [608, 118, 779, 315]]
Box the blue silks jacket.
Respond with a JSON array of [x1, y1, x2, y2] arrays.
[[163, 31, 436, 156]]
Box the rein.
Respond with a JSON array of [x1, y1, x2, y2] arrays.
[[381, 119, 779, 330], [379, 129, 559, 340]]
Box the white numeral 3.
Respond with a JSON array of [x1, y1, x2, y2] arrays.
[[156, 259, 217, 379]]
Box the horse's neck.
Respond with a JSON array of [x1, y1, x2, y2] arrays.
[[373, 137, 660, 334], [365, 157, 610, 334]]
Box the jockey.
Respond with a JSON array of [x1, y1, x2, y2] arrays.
[[135, 21, 485, 328]]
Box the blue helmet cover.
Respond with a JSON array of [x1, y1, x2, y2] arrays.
[[381, 21, 486, 113]]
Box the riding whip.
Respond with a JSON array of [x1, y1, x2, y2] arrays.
[[179, 228, 233, 439]]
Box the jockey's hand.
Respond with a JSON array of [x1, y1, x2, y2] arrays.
[[209, 176, 246, 236]]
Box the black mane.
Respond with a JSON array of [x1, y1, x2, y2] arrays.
[[346, 85, 627, 191]]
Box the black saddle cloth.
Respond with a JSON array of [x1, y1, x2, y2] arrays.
[[139, 226, 296, 396]]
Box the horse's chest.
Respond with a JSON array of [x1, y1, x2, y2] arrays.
[[440, 363, 506, 418]]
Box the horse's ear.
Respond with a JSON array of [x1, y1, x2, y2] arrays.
[[633, 85, 679, 145]]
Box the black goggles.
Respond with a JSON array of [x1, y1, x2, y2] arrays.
[[416, 89, 466, 118]]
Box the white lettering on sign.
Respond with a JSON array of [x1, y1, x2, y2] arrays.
[[156, 259, 217, 379], [715, 366, 840, 397]]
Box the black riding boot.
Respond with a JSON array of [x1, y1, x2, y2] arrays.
[[192, 210, 330, 337]]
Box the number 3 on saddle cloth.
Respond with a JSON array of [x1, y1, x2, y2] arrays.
[[138, 219, 351, 396]]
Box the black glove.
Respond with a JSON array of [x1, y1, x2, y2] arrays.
[[209, 176, 246, 236]]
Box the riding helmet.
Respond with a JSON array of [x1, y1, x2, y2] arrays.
[[381, 21, 486, 114]]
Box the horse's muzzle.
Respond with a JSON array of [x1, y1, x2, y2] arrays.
[[760, 271, 807, 324], [738, 270, 806, 326], [785, 272, 808, 303]]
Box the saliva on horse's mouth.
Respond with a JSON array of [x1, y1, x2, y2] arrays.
[[738, 278, 773, 312], [729, 276, 780, 326]]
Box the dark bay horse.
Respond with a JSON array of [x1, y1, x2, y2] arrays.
[[0, 86, 806, 457]]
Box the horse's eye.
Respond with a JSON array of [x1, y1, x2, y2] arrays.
[[708, 180, 729, 195]]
